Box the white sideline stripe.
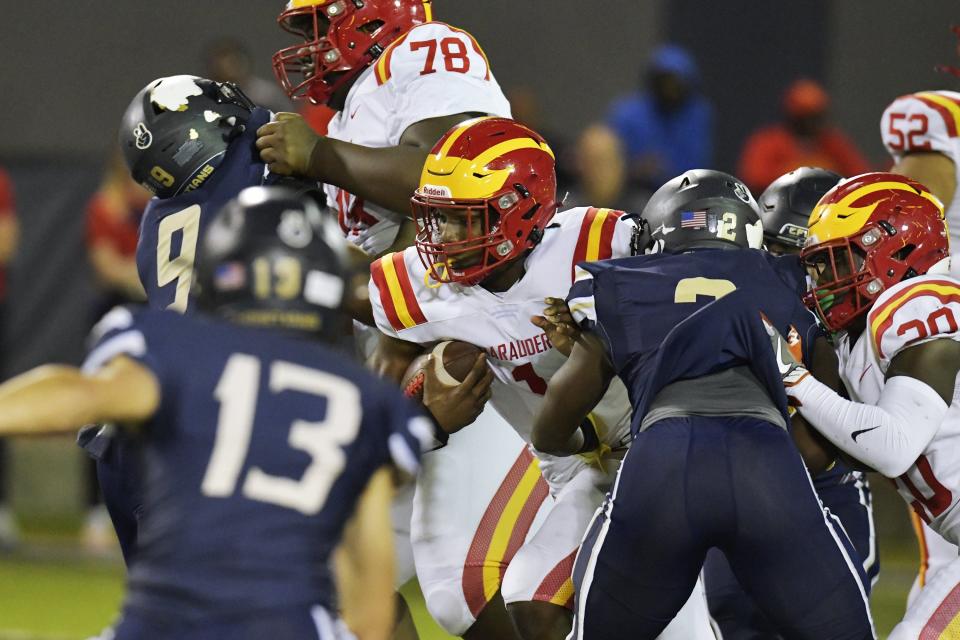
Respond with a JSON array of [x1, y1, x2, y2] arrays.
[[855, 473, 879, 583], [801, 467, 877, 638], [572, 445, 630, 639]]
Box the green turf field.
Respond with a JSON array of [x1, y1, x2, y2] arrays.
[[0, 535, 916, 640]]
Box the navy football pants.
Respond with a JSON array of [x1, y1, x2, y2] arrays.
[[569, 416, 875, 640], [703, 472, 878, 639]]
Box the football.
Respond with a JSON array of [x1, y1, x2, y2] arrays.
[[401, 340, 484, 401]]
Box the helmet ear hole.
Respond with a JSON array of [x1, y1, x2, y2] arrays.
[[359, 20, 384, 34], [895, 244, 917, 262]]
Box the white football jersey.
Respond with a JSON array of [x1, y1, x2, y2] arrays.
[[324, 22, 512, 256], [837, 274, 960, 544], [369, 207, 640, 489], [881, 91, 960, 265]]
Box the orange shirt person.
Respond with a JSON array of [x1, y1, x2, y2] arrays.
[[738, 79, 869, 193]]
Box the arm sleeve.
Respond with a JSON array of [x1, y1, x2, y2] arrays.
[[791, 374, 948, 477]]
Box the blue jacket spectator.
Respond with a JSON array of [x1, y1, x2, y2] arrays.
[[606, 45, 713, 190]]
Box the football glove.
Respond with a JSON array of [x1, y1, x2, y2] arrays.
[[759, 312, 810, 389]]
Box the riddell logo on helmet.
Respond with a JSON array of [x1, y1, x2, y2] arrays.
[[420, 184, 452, 198]]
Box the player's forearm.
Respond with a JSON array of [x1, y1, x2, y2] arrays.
[[310, 137, 428, 216], [0, 366, 103, 435], [533, 340, 612, 456], [793, 374, 947, 477], [336, 468, 395, 640]]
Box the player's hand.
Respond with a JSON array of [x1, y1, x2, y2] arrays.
[[256, 112, 320, 176], [422, 353, 493, 434], [760, 312, 810, 395], [531, 297, 580, 357]]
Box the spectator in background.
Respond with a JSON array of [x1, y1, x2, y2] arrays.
[[81, 150, 150, 553], [606, 44, 713, 191], [565, 123, 649, 213], [738, 78, 870, 194], [0, 168, 18, 550], [204, 37, 291, 113]]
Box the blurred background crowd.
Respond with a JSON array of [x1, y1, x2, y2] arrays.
[[0, 1, 956, 636]]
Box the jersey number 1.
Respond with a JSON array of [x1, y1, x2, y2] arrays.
[[201, 354, 361, 515]]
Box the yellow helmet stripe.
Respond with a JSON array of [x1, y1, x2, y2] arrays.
[[423, 0, 433, 22], [288, 0, 330, 8], [809, 180, 944, 241], [471, 137, 555, 169], [917, 92, 960, 137], [433, 116, 495, 159]]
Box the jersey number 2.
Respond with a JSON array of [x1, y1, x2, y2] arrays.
[[202, 354, 361, 515], [411, 38, 470, 75]]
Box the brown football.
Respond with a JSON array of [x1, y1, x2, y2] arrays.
[[401, 340, 484, 401]]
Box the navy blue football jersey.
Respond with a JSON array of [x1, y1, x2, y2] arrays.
[[83, 306, 429, 620], [568, 249, 820, 436], [136, 107, 316, 313]]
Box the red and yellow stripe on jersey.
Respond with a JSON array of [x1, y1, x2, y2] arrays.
[[533, 550, 576, 609], [435, 22, 492, 80], [371, 252, 428, 332], [869, 279, 960, 358], [462, 448, 550, 617], [913, 92, 960, 138], [920, 583, 960, 639], [571, 208, 624, 280], [374, 30, 413, 85]]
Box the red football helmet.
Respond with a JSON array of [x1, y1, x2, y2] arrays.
[[412, 117, 558, 286], [800, 172, 950, 333], [273, 0, 431, 105]]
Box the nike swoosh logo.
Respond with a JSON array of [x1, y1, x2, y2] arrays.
[[775, 341, 791, 375], [851, 425, 882, 442]]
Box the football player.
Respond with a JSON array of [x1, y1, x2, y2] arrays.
[[0, 186, 430, 640], [369, 117, 715, 640], [84, 74, 316, 565], [879, 90, 960, 600], [258, 0, 511, 260], [770, 172, 960, 639], [534, 169, 875, 639], [700, 167, 881, 639], [259, 4, 548, 638], [881, 90, 959, 277]]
